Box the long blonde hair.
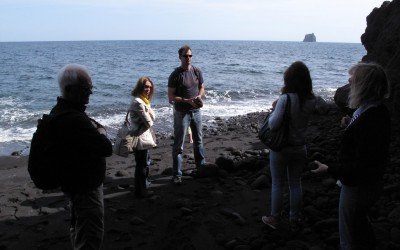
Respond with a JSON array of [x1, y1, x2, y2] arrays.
[[348, 62, 389, 109]]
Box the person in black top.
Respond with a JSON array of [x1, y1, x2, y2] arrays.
[[312, 62, 390, 249], [51, 64, 112, 249], [168, 45, 205, 184]]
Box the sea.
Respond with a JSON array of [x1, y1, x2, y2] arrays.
[[0, 40, 365, 156]]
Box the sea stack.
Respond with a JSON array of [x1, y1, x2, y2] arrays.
[[303, 33, 316, 42]]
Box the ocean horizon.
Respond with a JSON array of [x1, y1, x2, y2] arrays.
[[0, 40, 366, 156], [0, 39, 362, 43]]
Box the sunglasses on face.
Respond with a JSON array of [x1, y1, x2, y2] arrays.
[[182, 54, 192, 58], [144, 85, 152, 89]]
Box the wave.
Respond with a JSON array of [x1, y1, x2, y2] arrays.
[[0, 40, 366, 155]]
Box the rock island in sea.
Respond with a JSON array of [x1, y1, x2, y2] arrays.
[[303, 33, 316, 42]]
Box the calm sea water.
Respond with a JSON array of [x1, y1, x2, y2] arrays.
[[0, 40, 365, 155]]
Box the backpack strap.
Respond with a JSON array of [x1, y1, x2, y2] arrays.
[[192, 66, 200, 80], [124, 110, 130, 125], [285, 94, 291, 120]]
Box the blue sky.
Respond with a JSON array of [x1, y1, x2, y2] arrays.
[[0, 0, 385, 43]]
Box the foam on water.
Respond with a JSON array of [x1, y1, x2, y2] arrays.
[[0, 127, 36, 143], [0, 40, 366, 155]]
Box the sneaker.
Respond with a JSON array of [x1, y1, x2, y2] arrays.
[[172, 176, 182, 185], [261, 215, 279, 229]]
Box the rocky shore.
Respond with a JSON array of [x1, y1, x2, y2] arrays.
[[1, 1, 400, 248], [1, 102, 399, 249]]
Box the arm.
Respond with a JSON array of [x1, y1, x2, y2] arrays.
[[148, 107, 155, 121], [313, 109, 391, 184], [268, 95, 287, 131], [168, 87, 198, 107], [333, 115, 389, 180], [65, 113, 112, 157], [168, 87, 186, 103], [196, 68, 205, 99], [132, 101, 154, 128], [197, 84, 205, 99], [168, 70, 190, 104]]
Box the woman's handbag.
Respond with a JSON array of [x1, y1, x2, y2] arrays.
[[258, 94, 291, 151], [136, 127, 157, 150], [113, 112, 139, 157]]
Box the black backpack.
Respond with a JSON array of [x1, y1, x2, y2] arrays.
[[28, 112, 72, 190]]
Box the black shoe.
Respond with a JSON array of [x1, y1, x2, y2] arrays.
[[172, 176, 182, 185]]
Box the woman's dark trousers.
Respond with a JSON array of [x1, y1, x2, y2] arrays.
[[134, 149, 149, 197]]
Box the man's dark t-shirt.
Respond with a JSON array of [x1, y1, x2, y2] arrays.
[[168, 66, 204, 112]]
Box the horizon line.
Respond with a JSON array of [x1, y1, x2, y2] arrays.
[[0, 38, 362, 44]]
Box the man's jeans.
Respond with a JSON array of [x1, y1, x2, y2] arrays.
[[66, 184, 104, 250], [269, 146, 306, 220], [172, 108, 205, 176]]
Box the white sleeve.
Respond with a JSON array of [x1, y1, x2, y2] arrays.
[[268, 94, 287, 131]]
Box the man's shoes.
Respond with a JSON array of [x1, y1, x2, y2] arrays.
[[261, 215, 279, 229], [172, 176, 182, 185]]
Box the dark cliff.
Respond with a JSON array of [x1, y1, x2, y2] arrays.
[[335, 0, 400, 124], [361, 0, 400, 123]]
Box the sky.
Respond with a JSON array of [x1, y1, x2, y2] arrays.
[[0, 0, 387, 43]]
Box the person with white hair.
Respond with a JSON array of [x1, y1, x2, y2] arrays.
[[52, 64, 112, 249], [312, 62, 391, 249]]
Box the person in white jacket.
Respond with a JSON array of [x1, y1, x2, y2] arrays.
[[129, 76, 156, 198]]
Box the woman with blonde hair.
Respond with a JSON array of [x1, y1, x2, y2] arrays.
[[313, 62, 390, 249], [129, 76, 156, 198]]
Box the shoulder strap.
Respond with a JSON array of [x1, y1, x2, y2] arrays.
[[192, 66, 199, 79], [284, 94, 291, 120], [124, 110, 130, 124]]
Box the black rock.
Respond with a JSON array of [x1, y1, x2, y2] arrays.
[[215, 156, 235, 173]]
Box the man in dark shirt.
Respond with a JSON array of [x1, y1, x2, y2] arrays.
[[168, 45, 205, 184], [52, 64, 112, 249]]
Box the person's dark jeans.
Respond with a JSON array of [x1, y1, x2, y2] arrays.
[[66, 184, 104, 250], [134, 149, 150, 196], [339, 183, 382, 249]]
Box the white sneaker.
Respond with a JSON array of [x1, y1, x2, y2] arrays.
[[172, 176, 182, 185]]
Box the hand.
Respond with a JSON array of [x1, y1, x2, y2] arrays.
[[149, 108, 155, 121], [311, 160, 329, 174], [91, 119, 107, 135], [90, 120, 98, 128], [193, 96, 203, 108], [97, 127, 107, 135], [340, 115, 351, 128], [187, 96, 203, 108]]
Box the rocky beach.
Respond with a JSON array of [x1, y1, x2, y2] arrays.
[[2, 1, 400, 249], [1, 102, 399, 249]]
